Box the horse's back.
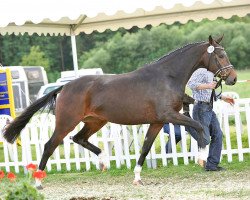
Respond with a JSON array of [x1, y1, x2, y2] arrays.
[[55, 70, 182, 125]]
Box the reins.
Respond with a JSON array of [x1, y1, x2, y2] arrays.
[[210, 77, 222, 107]]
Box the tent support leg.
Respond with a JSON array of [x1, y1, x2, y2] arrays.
[[71, 35, 79, 78]]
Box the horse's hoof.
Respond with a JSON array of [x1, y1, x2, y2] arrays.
[[36, 185, 43, 190], [133, 180, 144, 186], [99, 163, 107, 172]]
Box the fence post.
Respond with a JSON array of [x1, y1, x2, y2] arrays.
[[234, 102, 243, 161], [245, 101, 250, 150], [132, 125, 141, 164], [159, 129, 167, 166], [122, 125, 131, 169], [101, 125, 111, 169], [180, 125, 189, 165], [223, 109, 233, 162], [169, 123, 178, 165], [111, 124, 121, 169]]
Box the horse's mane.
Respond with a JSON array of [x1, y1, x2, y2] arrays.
[[151, 41, 206, 64]]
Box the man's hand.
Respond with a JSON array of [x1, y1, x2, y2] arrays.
[[221, 96, 235, 105]]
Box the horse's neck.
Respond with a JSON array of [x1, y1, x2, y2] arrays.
[[159, 43, 207, 89]]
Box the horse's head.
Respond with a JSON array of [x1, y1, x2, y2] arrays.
[[202, 35, 237, 85]]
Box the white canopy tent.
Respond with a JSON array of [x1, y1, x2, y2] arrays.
[[0, 0, 249, 75]]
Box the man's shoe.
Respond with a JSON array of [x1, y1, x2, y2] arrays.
[[205, 166, 226, 171]]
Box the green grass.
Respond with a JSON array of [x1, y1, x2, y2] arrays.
[[0, 154, 249, 183]]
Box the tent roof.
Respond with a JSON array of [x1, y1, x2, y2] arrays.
[[0, 0, 249, 36]]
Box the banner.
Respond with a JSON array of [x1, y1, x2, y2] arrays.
[[0, 68, 16, 118]]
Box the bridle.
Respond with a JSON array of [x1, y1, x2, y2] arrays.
[[207, 45, 234, 105], [207, 46, 234, 78]]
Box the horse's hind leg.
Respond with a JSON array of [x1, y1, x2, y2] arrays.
[[72, 120, 107, 170], [39, 125, 71, 171], [134, 123, 163, 185], [36, 126, 73, 189]]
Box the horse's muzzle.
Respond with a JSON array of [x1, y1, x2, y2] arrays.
[[225, 76, 237, 85], [224, 68, 237, 85]]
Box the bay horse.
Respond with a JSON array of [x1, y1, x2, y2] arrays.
[[3, 35, 237, 186]]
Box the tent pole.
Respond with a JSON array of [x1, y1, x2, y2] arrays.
[[70, 16, 86, 78], [71, 34, 79, 78]]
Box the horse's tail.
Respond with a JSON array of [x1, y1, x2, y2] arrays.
[[3, 86, 64, 144]]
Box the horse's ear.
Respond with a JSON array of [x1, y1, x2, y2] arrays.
[[215, 34, 224, 44], [208, 35, 213, 45]]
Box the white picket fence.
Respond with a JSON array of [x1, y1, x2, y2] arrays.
[[0, 98, 250, 173]]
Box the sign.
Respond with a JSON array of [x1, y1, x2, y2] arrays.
[[0, 68, 16, 118]]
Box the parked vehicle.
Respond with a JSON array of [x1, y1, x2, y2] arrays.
[[23, 66, 48, 102], [56, 68, 103, 83], [36, 82, 65, 100], [2, 66, 30, 113]]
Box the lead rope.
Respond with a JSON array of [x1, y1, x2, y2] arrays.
[[210, 77, 223, 108]]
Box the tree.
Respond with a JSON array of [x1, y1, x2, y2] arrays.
[[20, 46, 50, 71]]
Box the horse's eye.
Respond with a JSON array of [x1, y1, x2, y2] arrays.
[[219, 54, 224, 58]]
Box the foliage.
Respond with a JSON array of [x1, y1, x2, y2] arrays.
[[5, 182, 44, 200], [79, 18, 250, 73], [79, 26, 185, 73], [0, 164, 45, 200], [20, 46, 50, 71]]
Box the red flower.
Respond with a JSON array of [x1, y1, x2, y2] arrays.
[[7, 172, 16, 182], [26, 163, 37, 172], [0, 170, 5, 179], [33, 170, 47, 180]]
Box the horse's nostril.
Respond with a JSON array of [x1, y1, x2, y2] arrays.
[[234, 77, 237, 83]]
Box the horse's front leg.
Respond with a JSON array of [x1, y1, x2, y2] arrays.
[[133, 123, 163, 185]]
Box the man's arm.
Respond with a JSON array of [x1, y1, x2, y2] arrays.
[[187, 69, 215, 90], [196, 82, 217, 90]]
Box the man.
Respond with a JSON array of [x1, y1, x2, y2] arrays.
[[187, 68, 234, 171]]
